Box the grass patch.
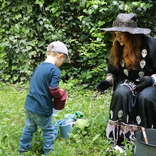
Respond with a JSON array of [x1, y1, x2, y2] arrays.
[[0, 82, 134, 156]]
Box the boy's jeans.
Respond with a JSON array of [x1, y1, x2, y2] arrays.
[[19, 109, 55, 154]]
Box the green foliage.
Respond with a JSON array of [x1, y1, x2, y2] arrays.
[[0, 82, 135, 156], [0, 83, 28, 155], [0, 0, 156, 86]]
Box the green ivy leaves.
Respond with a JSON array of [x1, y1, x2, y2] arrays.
[[0, 0, 155, 85]]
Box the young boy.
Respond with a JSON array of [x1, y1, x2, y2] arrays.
[[19, 41, 70, 155]]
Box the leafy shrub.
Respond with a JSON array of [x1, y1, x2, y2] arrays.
[[0, 0, 156, 87]]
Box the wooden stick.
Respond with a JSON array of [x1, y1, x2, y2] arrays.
[[141, 127, 148, 144]]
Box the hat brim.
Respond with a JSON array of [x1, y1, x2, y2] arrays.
[[100, 27, 151, 35]]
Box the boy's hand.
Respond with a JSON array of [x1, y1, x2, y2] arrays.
[[53, 91, 68, 110], [49, 87, 66, 98]]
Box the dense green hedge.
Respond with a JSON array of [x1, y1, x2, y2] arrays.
[[0, 0, 156, 87]]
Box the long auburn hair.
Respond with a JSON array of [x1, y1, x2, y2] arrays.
[[109, 32, 142, 70]]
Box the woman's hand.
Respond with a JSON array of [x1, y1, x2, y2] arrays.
[[95, 80, 111, 93], [135, 76, 154, 91]]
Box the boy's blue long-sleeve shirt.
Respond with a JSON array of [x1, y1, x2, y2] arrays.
[[25, 62, 60, 116]]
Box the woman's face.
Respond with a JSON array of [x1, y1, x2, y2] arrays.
[[114, 31, 125, 46]]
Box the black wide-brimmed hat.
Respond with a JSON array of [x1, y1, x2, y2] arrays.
[[101, 13, 151, 34]]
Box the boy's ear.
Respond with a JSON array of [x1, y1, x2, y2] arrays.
[[57, 53, 62, 58], [58, 53, 65, 58]]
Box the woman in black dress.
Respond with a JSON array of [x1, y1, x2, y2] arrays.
[[96, 13, 156, 145]]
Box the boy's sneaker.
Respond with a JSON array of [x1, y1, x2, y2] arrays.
[[43, 149, 53, 155]]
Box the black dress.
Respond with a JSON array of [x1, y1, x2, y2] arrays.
[[106, 35, 156, 145]]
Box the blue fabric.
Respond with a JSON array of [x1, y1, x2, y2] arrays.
[[19, 109, 57, 154], [25, 62, 60, 116], [151, 77, 155, 85]]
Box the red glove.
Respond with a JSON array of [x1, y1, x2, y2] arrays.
[[49, 86, 68, 110], [54, 92, 68, 110], [49, 86, 66, 98]]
